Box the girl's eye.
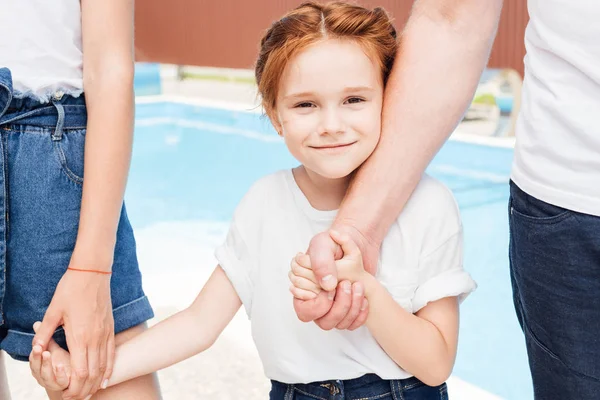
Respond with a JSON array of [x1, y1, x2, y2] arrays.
[[295, 102, 314, 108], [346, 97, 365, 104]]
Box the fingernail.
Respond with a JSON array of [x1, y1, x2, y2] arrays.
[[33, 345, 41, 353], [85, 396, 92, 400], [354, 284, 363, 296], [343, 281, 351, 294], [322, 275, 336, 290], [328, 290, 335, 300], [322, 276, 335, 290], [102, 379, 109, 389], [361, 299, 368, 311]]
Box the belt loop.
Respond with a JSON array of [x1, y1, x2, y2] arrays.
[[391, 379, 403, 400], [51, 98, 65, 141], [284, 384, 294, 400], [0, 67, 14, 121]]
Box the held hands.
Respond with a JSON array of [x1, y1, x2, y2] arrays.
[[32, 266, 114, 400], [29, 321, 112, 399], [29, 322, 79, 399], [290, 230, 370, 330], [29, 321, 71, 394]]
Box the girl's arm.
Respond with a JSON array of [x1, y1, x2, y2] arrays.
[[291, 232, 459, 386], [30, 266, 242, 393], [108, 266, 242, 387], [361, 276, 458, 386], [331, 231, 458, 385]]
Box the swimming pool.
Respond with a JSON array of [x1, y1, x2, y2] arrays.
[[127, 98, 530, 399]]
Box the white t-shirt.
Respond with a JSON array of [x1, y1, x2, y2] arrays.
[[215, 169, 476, 384], [0, 0, 84, 102], [511, 0, 600, 216]]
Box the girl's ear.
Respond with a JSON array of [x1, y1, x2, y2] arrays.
[[270, 111, 284, 136]]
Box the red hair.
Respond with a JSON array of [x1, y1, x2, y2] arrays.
[[255, 1, 398, 120]]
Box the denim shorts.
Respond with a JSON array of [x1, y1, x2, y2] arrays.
[[270, 374, 448, 400], [0, 67, 154, 361], [509, 181, 600, 398]]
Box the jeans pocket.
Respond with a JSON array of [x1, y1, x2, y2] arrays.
[[51, 129, 85, 186], [402, 380, 447, 400], [509, 181, 572, 223], [523, 318, 562, 362]]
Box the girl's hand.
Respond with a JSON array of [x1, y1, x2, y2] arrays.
[[29, 322, 71, 393], [329, 230, 367, 282], [292, 242, 369, 331], [289, 253, 322, 300], [32, 267, 114, 399]]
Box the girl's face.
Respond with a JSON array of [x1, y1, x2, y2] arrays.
[[275, 39, 384, 180]]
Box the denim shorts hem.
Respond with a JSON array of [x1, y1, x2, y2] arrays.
[[1, 295, 154, 362], [113, 295, 155, 334]]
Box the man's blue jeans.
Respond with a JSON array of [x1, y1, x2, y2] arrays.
[[509, 181, 600, 399]]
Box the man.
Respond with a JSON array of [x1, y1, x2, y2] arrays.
[[508, 1, 600, 398]]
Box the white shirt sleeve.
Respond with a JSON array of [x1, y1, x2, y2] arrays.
[[408, 176, 477, 313], [412, 228, 476, 312], [215, 221, 256, 317], [214, 180, 265, 318]]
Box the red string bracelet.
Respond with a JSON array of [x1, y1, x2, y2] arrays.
[[67, 267, 112, 275]]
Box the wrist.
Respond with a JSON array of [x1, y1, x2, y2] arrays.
[[332, 222, 381, 275], [70, 243, 114, 273], [361, 271, 379, 299], [333, 219, 381, 252]]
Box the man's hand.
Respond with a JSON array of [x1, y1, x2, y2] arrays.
[[291, 240, 370, 331], [33, 269, 114, 400], [291, 275, 368, 331], [293, 225, 378, 330], [304, 231, 343, 291], [303, 225, 380, 293]]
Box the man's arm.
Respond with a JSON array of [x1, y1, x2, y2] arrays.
[[335, 0, 503, 264], [300, 0, 503, 325]]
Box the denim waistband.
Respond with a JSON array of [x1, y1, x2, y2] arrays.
[[0, 67, 87, 137], [272, 374, 426, 398]]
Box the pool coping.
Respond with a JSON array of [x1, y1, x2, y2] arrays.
[[136, 95, 516, 150]]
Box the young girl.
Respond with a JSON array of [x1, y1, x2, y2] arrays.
[[0, 1, 159, 399], [30, 2, 476, 399]]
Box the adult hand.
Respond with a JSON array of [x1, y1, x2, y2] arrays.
[[294, 226, 380, 329], [33, 268, 114, 400]]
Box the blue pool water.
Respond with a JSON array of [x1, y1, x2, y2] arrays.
[[127, 100, 531, 399]]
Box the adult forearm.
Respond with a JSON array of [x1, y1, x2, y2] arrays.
[[335, 0, 502, 246], [72, 66, 135, 269]]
